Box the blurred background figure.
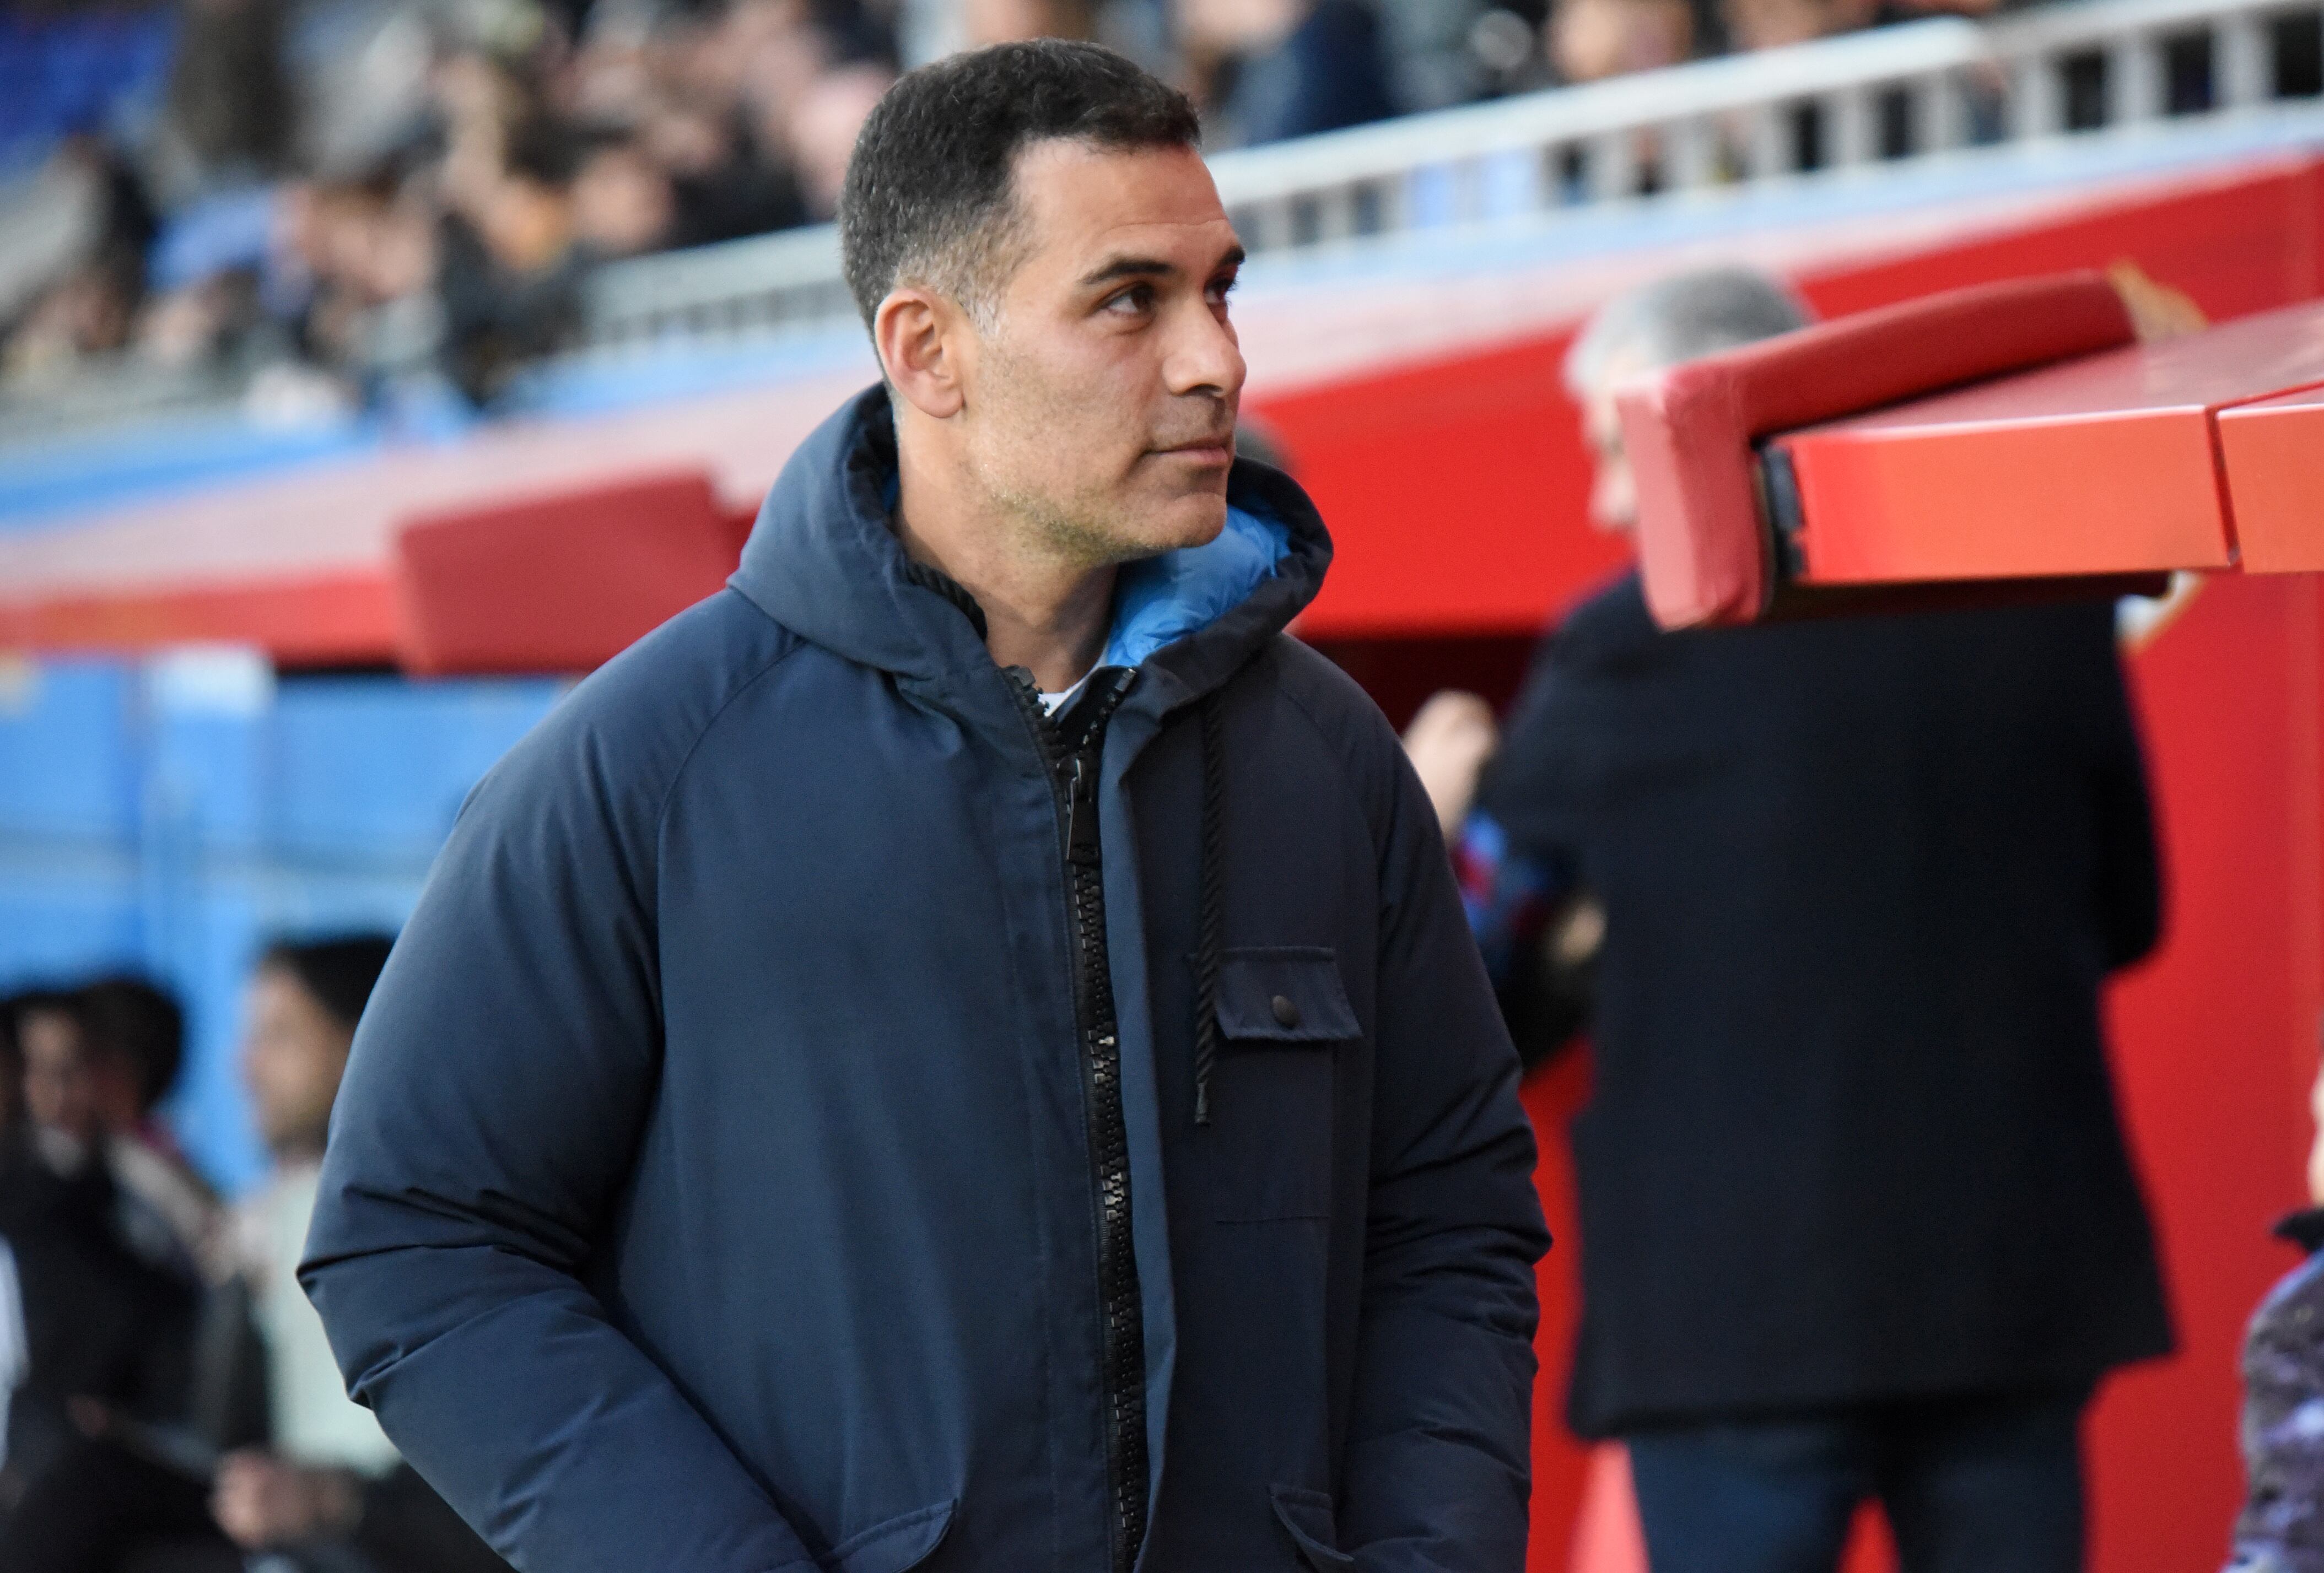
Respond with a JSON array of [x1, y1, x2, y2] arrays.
[[14, 0, 1901, 423], [0, 936, 509, 1573], [0, 0, 914, 419], [1177, 0, 1397, 145], [1, 137, 157, 386], [1548, 0, 1694, 83], [1718, 0, 1874, 51], [962, 0, 1101, 45], [76, 978, 219, 1288], [2225, 1053, 2324, 1573], [0, 990, 198, 1513], [570, 126, 680, 258], [1403, 265, 2172, 1573]]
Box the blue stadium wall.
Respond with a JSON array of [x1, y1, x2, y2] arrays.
[[0, 654, 561, 1192]]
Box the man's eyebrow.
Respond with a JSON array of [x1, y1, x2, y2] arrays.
[[1077, 255, 1178, 290], [1076, 245, 1248, 291]]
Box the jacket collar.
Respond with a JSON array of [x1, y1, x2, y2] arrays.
[[728, 386, 1331, 702]]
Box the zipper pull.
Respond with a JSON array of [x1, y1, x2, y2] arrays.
[[1066, 753, 1101, 866]]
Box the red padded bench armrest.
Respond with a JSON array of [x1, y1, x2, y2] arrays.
[[394, 470, 741, 675], [1615, 272, 2136, 629]]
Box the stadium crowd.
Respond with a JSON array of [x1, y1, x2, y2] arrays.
[[0, 945, 514, 1571], [0, 0, 2019, 420]]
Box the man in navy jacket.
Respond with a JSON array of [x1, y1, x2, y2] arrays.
[[299, 40, 1546, 1573], [1409, 269, 2166, 1573]]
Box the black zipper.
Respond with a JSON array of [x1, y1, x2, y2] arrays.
[[1007, 665, 1148, 1573]]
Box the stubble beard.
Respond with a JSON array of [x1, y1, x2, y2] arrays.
[[969, 357, 1163, 572]]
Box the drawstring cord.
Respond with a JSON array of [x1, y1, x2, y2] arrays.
[[1191, 691, 1225, 1126]]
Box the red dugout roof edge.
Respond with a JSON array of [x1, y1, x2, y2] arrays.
[[0, 574, 399, 668], [1, 148, 2319, 671]]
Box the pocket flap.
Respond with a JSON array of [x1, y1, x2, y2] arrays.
[[819, 1499, 956, 1573], [1270, 1484, 1356, 1570], [1216, 948, 1358, 1044]]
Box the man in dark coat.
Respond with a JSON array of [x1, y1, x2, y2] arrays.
[[1404, 267, 2169, 1573], [299, 41, 1546, 1573], [0, 991, 199, 1504]]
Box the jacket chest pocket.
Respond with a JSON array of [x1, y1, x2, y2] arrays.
[[1204, 947, 1358, 1223]]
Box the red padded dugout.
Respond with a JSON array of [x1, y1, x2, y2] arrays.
[[2223, 382, 2324, 571], [1638, 292, 2324, 614]]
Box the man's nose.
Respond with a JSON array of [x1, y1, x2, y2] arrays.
[[1164, 301, 1247, 402]]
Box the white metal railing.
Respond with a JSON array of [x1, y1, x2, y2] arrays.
[[574, 0, 2324, 349]]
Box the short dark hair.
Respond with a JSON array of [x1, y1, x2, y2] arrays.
[[76, 975, 184, 1113], [260, 935, 396, 1036], [838, 40, 1200, 331]]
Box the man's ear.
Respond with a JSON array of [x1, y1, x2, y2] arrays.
[[875, 286, 969, 420]]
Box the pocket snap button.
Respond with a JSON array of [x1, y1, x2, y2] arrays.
[[1271, 994, 1301, 1029]]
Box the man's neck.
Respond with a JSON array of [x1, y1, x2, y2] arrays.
[[895, 450, 1118, 694]]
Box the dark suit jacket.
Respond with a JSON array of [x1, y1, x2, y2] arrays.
[[1479, 571, 2171, 1435]]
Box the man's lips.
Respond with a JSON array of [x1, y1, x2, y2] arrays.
[[1151, 436, 1235, 462]]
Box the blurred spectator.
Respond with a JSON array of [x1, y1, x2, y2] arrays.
[[273, 175, 444, 406], [1550, 0, 1694, 81], [1720, 0, 1874, 50], [1178, 0, 1397, 145], [234, 939, 393, 1472], [75, 977, 220, 1286], [437, 120, 587, 402], [0, 0, 2008, 418], [150, 0, 292, 205], [0, 991, 198, 1512], [0, 1005, 22, 1483], [18, 994, 106, 1174], [2224, 1055, 2324, 1573], [0, 937, 510, 1573], [1405, 266, 2172, 1573], [783, 61, 897, 218], [963, 0, 1099, 44], [135, 267, 264, 371], [571, 126, 679, 257], [2, 138, 155, 383], [651, 102, 808, 245]]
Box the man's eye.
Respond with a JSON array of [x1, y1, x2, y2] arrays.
[[1105, 285, 1155, 315], [1207, 276, 1239, 307]]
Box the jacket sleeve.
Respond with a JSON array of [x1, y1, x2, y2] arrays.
[[298, 717, 817, 1573], [1342, 746, 1550, 1572], [353, 1464, 520, 1573]]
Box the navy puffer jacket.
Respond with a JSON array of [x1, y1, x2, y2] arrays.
[[300, 390, 1547, 1573]]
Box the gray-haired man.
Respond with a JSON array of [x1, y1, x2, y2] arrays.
[[1406, 267, 2170, 1573]]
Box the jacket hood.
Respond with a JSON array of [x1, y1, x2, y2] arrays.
[[729, 387, 1331, 699]]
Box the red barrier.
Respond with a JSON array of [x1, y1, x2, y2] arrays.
[[1769, 296, 2324, 591], [393, 471, 738, 677], [2221, 382, 2324, 572], [0, 572, 397, 668], [1611, 272, 2138, 626]]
